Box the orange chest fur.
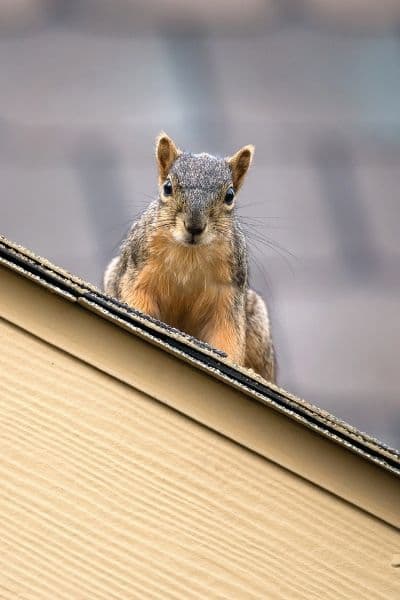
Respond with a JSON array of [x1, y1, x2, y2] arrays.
[[134, 233, 234, 335]]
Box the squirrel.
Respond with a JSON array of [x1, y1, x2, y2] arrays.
[[104, 133, 276, 382]]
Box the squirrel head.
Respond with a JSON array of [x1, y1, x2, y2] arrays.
[[155, 132, 254, 247]]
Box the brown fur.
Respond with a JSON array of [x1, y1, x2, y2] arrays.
[[244, 290, 276, 382]]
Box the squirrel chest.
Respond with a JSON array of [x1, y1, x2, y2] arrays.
[[132, 230, 235, 335]]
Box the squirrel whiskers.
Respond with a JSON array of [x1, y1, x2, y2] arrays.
[[104, 132, 276, 382]]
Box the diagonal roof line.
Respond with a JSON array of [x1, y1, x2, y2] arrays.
[[0, 235, 399, 477]]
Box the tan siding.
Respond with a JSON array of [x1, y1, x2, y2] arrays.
[[0, 319, 398, 599], [1, 266, 399, 529]]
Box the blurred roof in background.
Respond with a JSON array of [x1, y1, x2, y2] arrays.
[[2, 0, 400, 32]]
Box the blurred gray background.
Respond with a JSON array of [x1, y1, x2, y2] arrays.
[[0, 0, 399, 448]]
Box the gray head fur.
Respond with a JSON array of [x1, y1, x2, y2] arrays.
[[169, 152, 232, 230]]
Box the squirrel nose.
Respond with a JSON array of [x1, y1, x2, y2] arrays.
[[185, 223, 205, 236]]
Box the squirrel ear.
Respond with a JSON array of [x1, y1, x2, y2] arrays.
[[156, 132, 181, 182], [227, 144, 254, 191]]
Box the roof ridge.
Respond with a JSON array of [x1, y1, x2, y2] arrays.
[[1, 234, 399, 475]]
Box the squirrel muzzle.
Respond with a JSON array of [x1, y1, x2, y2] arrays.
[[174, 212, 209, 246]]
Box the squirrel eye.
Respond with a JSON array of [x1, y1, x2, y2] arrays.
[[163, 180, 173, 196], [224, 187, 235, 206]]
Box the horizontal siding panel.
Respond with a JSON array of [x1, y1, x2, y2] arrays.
[[0, 319, 398, 599]]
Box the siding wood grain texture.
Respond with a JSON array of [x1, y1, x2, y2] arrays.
[[0, 319, 399, 599]]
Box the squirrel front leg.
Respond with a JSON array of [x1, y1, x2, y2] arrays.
[[128, 288, 160, 319], [202, 316, 245, 365], [120, 275, 160, 320], [201, 292, 246, 365]]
